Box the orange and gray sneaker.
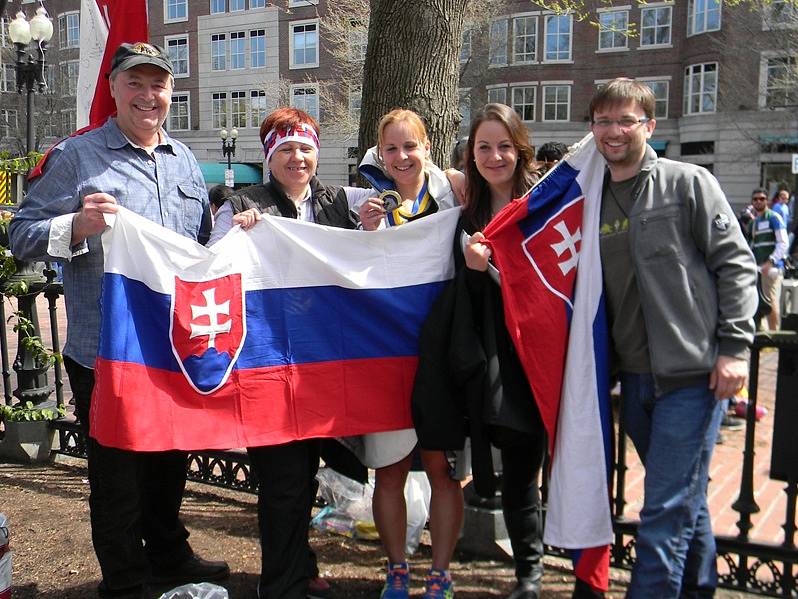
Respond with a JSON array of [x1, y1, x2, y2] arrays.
[[380, 562, 410, 599], [423, 568, 453, 599]]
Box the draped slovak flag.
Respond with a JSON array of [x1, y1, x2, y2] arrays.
[[90, 207, 460, 451], [482, 133, 613, 592]]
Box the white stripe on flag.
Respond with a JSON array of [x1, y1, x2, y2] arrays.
[[77, 0, 108, 129]]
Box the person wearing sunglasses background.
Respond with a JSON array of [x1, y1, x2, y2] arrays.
[[749, 188, 789, 331]]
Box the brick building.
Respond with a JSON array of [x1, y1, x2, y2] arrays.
[[1, 0, 796, 205]]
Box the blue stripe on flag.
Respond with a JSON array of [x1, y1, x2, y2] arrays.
[[518, 162, 583, 238]]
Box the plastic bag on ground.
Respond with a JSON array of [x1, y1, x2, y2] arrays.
[[0, 513, 11, 599], [157, 582, 228, 599], [312, 467, 376, 540], [404, 471, 431, 555]]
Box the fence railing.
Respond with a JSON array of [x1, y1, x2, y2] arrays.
[[0, 275, 796, 596]]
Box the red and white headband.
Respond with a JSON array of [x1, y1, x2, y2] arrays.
[[262, 124, 320, 163]]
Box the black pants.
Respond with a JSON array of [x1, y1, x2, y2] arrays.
[[248, 439, 321, 599], [65, 357, 193, 592], [491, 425, 546, 581]]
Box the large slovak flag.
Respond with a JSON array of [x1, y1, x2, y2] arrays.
[[483, 134, 613, 592], [91, 207, 460, 452]]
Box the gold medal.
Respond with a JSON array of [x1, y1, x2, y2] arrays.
[[379, 190, 402, 212]]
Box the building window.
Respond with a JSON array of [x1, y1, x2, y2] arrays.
[[687, 0, 721, 36], [60, 60, 79, 96], [250, 90, 268, 127], [487, 86, 507, 105], [44, 64, 55, 93], [0, 109, 17, 138], [511, 85, 536, 122], [348, 21, 368, 62], [250, 30, 266, 68], [212, 92, 228, 129], [764, 0, 798, 28], [211, 34, 226, 71], [683, 63, 717, 114], [641, 5, 672, 47], [513, 15, 537, 64], [231, 0, 245, 11], [349, 87, 362, 123], [765, 56, 798, 108], [62, 109, 76, 135], [230, 31, 245, 69], [290, 20, 319, 68], [288, 0, 319, 6], [58, 12, 79, 49], [543, 85, 570, 121], [640, 79, 669, 118], [458, 88, 471, 127], [251, 0, 266, 7], [460, 28, 472, 63], [231, 91, 247, 128], [1, 64, 15, 93], [489, 19, 508, 66], [210, 0, 225, 14], [169, 94, 190, 131], [544, 14, 572, 62], [598, 10, 628, 51], [0, 17, 8, 48], [166, 0, 188, 22], [291, 84, 319, 120], [166, 37, 189, 77]]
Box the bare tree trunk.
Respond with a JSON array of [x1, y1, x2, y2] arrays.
[[358, 0, 467, 168]]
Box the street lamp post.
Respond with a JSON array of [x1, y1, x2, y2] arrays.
[[6, 7, 54, 406], [220, 127, 238, 188]]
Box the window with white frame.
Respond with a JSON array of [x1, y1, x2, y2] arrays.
[[0, 109, 17, 138], [1, 64, 15, 93], [250, 90, 268, 127], [687, 0, 721, 36], [288, 0, 319, 7], [460, 28, 472, 63], [349, 87, 362, 123], [544, 14, 572, 61], [764, 56, 798, 108], [290, 20, 319, 68], [169, 94, 190, 131], [60, 60, 79, 96], [41, 114, 58, 138], [511, 85, 536, 121], [458, 88, 471, 126], [231, 0, 245, 11], [44, 64, 55, 93], [251, 0, 266, 7], [250, 30, 266, 68], [0, 17, 8, 47], [211, 34, 226, 71], [166, 36, 189, 77], [640, 79, 669, 118], [62, 109, 76, 135], [513, 15, 537, 64], [166, 0, 188, 22], [291, 84, 319, 119], [641, 5, 672, 47], [230, 32, 245, 69], [489, 19, 508, 66], [683, 63, 717, 114], [487, 86, 507, 105], [210, 0, 225, 14], [348, 21, 367, 62], [764, 0, 798, 28], [543, 84, 570, 121], [212, 92, 228, 129], [58, 12, 79, 49], [231, 91, 247, 128], [598, 10, 628, 51]]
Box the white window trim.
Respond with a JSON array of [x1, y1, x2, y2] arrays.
[[288, 0, 318, 7], [58, 11, 80, 49], [250, 0, 267, 9], [596, 8, 629, 53], [289, 18, 320, 70], [169, 91, 191, 131], [687, 0, 721, 37], [509, 82, 538, 123], [290, 82, 320, 117], [164, 0, 188, 24], [761, 0, 798, 31], [250, 30, 267, 69], [542, 13, 573, 64], [541, 83, 571, 122], [211, 91, 229, 130], [164, 34, 190, 79], [758, 51, 797, 110], [489, 17, 509, 68], [639, 3, 673, 50], [229, 31, 247, 71], [511, 12, 540, 65], [683, 62, 718, 115], [230, 0, 246, 12], [638, 76, 671, 120], [210, 33, 227, 72], [230, 90, 249, 129]]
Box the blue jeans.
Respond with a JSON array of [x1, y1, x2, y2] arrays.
[[620, 373, 722, 599]]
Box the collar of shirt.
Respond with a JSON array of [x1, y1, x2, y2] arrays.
[[105, 118, 176, 155], [295, 187, 314, 223]]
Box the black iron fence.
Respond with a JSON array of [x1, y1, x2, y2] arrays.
[[1, 281, 796, 596]]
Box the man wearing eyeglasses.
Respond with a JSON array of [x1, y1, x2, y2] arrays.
[[749, 188, 788, 330], [591, 78, 757, 599]]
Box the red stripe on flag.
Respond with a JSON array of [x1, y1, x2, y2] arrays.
[[91, 356, 417, 451], [574, 545, 610, 592]]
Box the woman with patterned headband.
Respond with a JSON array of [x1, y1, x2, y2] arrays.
[[209, 107, 371, 599]]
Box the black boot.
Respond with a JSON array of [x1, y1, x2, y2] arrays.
[[503, 504, 544, 599], [507, 577, 541, 599], [572, 578, 605, 599]]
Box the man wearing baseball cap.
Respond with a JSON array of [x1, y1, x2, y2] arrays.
[[10, 42, 225, 598]]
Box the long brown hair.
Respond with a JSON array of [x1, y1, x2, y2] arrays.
[[463, 103, 537, 230]]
